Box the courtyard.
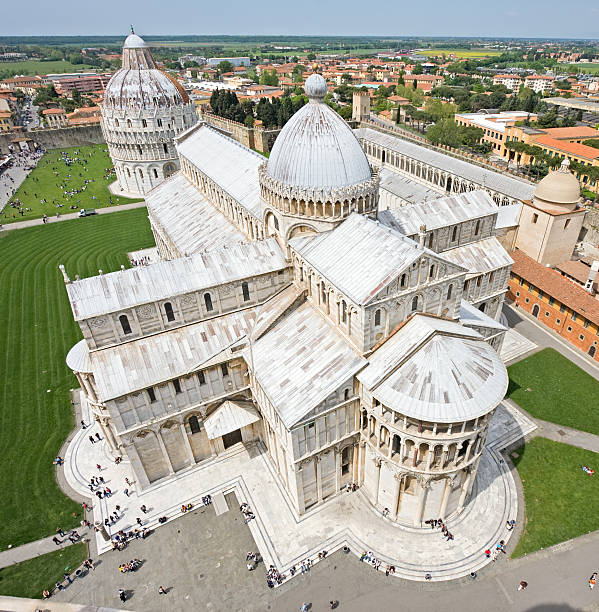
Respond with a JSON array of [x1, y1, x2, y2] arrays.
[[2, 144, 142, 223]]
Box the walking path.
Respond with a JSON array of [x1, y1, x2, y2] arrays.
[[532, 415, 599, 454], [0, 200, 146, 231]]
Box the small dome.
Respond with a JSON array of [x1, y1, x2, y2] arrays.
[[305, 73, 327, 101], [123, 33, 147, 49], [533, 159, 580, 212], [265, 77, 372, 190]]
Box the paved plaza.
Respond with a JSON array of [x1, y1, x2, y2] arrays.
[[61, 393, 536, 587]]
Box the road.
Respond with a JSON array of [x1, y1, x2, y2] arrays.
[[503, 302, 599, 381], [0, 200, 147, 231]]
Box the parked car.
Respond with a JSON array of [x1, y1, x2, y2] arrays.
[[78, 209, 97, 217]]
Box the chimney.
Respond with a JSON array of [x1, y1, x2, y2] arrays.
[[585, 260, 599, 293]]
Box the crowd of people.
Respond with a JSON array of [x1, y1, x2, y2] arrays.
[[130, 255, 152, 266]]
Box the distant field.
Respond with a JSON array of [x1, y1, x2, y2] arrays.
[[415, 48, 503, 58], [0, 59, 99, 77], [561, 62, 599, 74]]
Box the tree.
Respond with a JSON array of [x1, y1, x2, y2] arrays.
[[583, 139, 599, 150], [259, 69, 279, 87], [426, 118, 461, 148], [461, 125, 484, 148], [217, 60, 234, 75], [412, 63, 423, 75], [307, 53, 316, 61], [337, 105, 352, 120], [292, 64, 307, 83]]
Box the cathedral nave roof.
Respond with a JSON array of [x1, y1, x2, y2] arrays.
[[289, 214, 463, 306], [248, 301, 366, 428], [440, 236, 513, 278], [89, 308, 257, 401], [378, 189, 498, 237], [65, 237, 286, 321], [146, 172, 246, 257], [176, 124, 263, 218]]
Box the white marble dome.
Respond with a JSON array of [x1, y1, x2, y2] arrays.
[[104, 32, 189, 110], [266, 73, 372, 190]]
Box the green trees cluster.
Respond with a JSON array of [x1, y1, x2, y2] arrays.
[[209, 88, 307, 129], [259, 69, 279, 86], [425, 118, 485, 150]]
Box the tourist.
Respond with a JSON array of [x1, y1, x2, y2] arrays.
[[425, 573, 432, 580], [42, 589, 50, 599], [95, 432, 101, 441], [300, 603, 309, 612], [96, 463, 102, 471], [136, 517, 143, 526], [158, 586, 167, 594], [119, 588, 126, 602], [140, 505, 147, 514], [517, 581, 528, 591], [590, 573, 597, 589], [484, 549, 491, 558], [125, 478, 132, 486], [329, 601, 339, 609], [56, 528, 65, 537], [52, 536, 60, 545], [506, 519, 516, 530], [124, 488, 130, 497], [64, 572, 72, 584], [81, 420, 87, 429], [88, 435, 95, 444]]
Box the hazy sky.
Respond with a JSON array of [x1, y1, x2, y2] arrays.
[[3, 0, 599, 39]]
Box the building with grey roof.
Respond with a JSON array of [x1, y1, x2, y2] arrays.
[[63, 73, 511, 529]]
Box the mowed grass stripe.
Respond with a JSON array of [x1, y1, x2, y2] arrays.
[[0, 208, 153, 548]]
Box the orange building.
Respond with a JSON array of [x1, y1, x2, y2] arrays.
[[507, 249, 599, 361]]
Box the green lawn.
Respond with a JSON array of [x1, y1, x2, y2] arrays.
[[507, 348, 599, 435], [0, 543, 87, 598], [561, 63, 599, 75], [3, 144, 143, 224], [0, 60, 99, 78], [512, 437, 599, 556], [414, 48, 502, 58], [0, 208, 154, 550]]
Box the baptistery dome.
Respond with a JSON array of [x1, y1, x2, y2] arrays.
[[100, 29, 197, 196], [266, 74, 372, 189], [104, 32, 189, 110]]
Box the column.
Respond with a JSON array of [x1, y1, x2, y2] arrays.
[[335, 448, 341, 492], [464, 438, 474, 464], [156, 430, 175, 475], [180, 423, 196, 465], [457, 470, 473, 512], [414, 479, 429, 527], [439, 477, 452, 518], [99, 417, 118, 453], [316, 456, 323, 503], [124, 441, 151, 489], [425, 444, 433, 471], [373, 458, 382, 505], [355, 441, 364, 484], [392, 472, 403, 519]]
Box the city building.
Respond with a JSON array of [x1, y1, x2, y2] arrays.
[[455, 111, 537, 155], [507, 249, 599, 361], [206, 57, 250, 67], [100, 30, 198, 195], [492, 74, 522, 91], [49, 73, 111, 97], [513, 159, 585, 266], [524, 74, 555, 94], [42, 107, 68, 128], [64, 73, 510, 529]]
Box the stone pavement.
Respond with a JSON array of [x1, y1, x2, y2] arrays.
[[532, 416, 599, 454], [0, 529, 93, 571], [499, 327, 537, 365], [0, 201, 147, 231], [0, 597, 128, 612], [60, 395, 533, 583]]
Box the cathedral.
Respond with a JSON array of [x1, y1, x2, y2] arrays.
[[63, 35, 513, 528]]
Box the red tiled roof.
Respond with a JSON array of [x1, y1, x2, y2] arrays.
[[534, 134, 599, 160], [511, 249, 599, 325], [544, 127, 599, 140]]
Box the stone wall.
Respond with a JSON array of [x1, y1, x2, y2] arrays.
[[197, 109, 281, 154], [0, 124, 104, 154], [582, 206, 599, 246]]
